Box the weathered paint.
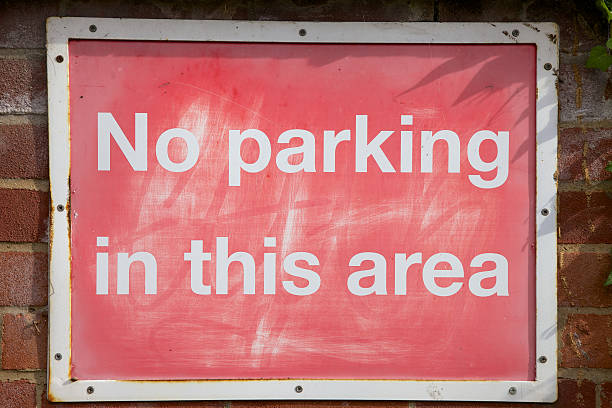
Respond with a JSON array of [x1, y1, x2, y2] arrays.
[[69, 40, 536, 381], [47, 18, 558, 402]]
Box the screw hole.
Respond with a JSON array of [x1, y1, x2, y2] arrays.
[[89, 24, 97, 33], [541, 208, 549, 216], [508, 386, 517, 395], [295, 385, 303, 393], [56, 204, 65, 212], [298, 29, 307, 37], [538, 356, 548, 363], [55, 55, 64, 63], [544, 63, 552, 71], [511, 29, 520, 37], [54, 353, 62, 361], [86, 386, 94, 394]]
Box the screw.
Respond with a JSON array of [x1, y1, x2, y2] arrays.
[[295, 385, 303, 393], [89, 24, 97, 33], [298, 29, 307, 37], [539, 356, 548, 363], [512, 29, 520, 37], [508, 386, 517, 395], [544, 63, 552, 70], [57, 204, 65, 212], [55, 55, 64, 63], [541, 208, 549, 216], [54, 353, 62, 361], [86, 386, 94, 394]]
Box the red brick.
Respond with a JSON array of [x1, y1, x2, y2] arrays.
[[559, 128, 612, 182], [559, 251, 612, 307], [559, 191, 612, 244], [0, 122, 49, 179], [554, 378, 596, 408], [559, 128, 586, 182], [586, 137, 612, 182], [1, 312, 47, 369], [0, 251, 48, 306], [0, 188, 49, 242], [0, 55, 46, 114], [560, 314, 612, 368], [0, 0, 59, 48], [0, 380, 37, 408], [600, 381, 612, 407]]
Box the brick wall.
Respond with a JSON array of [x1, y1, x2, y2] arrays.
[[0, 0, 610, 407]]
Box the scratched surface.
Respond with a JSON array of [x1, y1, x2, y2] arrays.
[[69, 41, 536, 380]]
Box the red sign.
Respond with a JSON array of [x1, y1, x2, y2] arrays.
[[69, 40, 535, 381]]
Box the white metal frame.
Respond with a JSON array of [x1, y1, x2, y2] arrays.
[[47, 18, 558, 403]]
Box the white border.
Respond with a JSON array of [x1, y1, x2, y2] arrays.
[[47, 18, 558, 403]]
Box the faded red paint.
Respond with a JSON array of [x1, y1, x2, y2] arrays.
[[69, 41, 536, 380]]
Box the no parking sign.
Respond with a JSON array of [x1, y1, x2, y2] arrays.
[[47, 18, 558, 402]]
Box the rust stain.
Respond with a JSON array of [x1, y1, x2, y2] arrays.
[[500, 30, 518, 42], [523, 23, 541, 32], [67, 60, 73, 382], [48, 52, 74, 394], [47, 390, 59, 402], [66, 176, 72, 242]]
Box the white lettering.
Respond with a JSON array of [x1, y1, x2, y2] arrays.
[[98, 112, 147, 171]]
